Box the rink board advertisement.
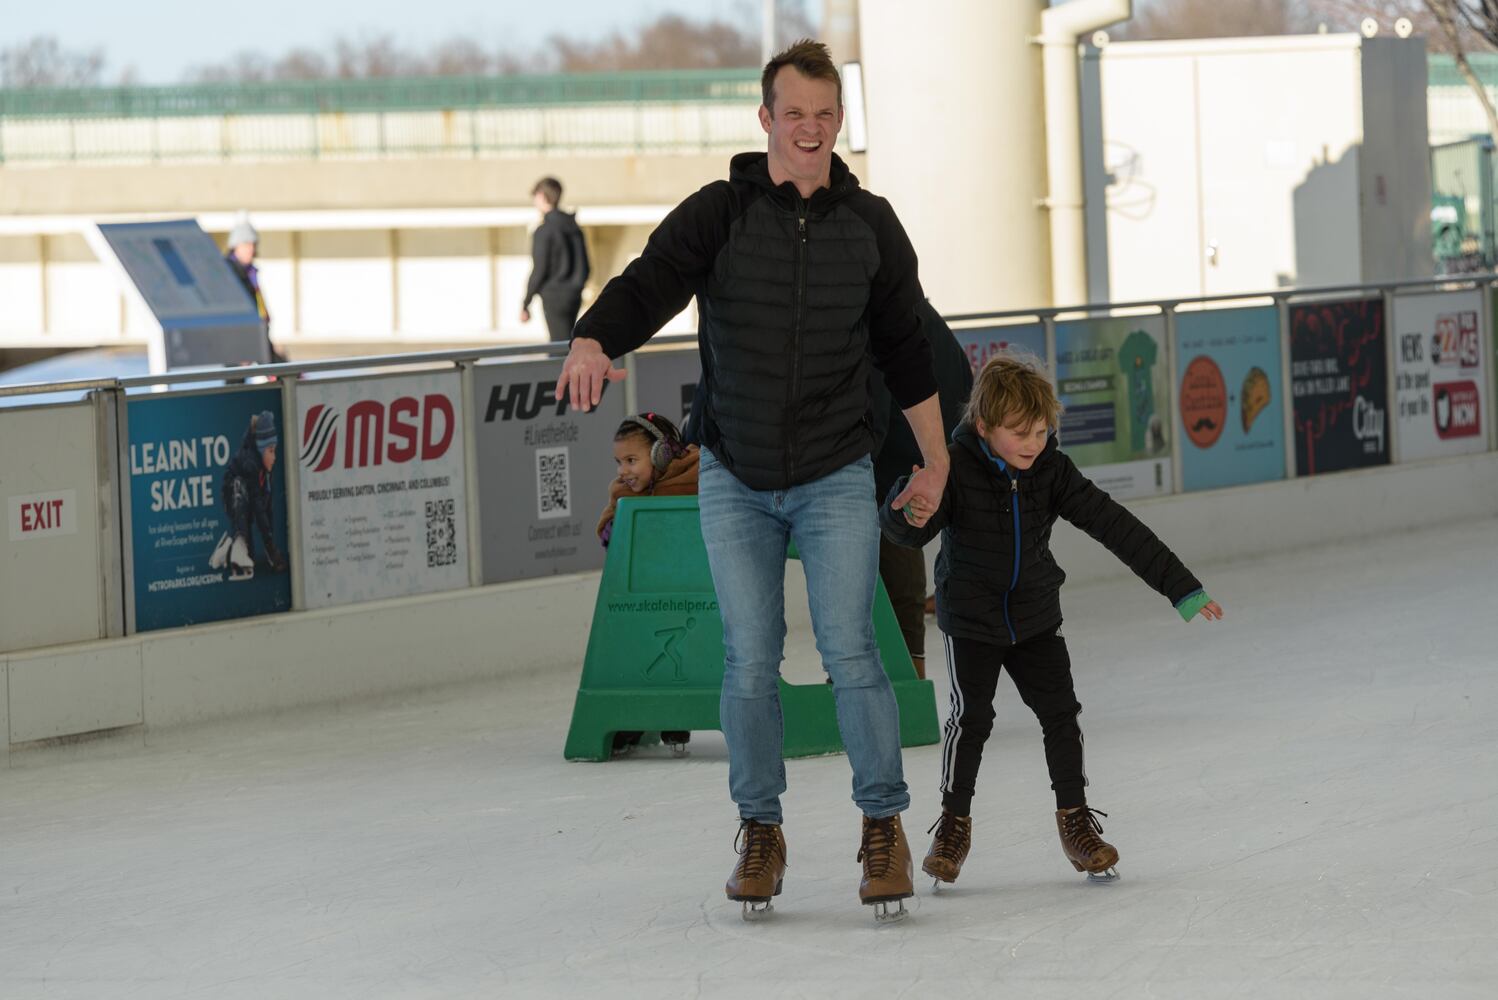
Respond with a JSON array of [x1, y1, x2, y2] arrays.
[[1390, 291, 1488, 461], [1175, 307, 1286, 492], [1289, 298, 1390, 476], [1054, 314, 1172, 499], [632, 348, 700, 433], [472, 359, 623, 584], [1, 401, 108, 652], [297, 371, 469, 610], [126, 388, 291, 632], [951, 323, 1046, 375]]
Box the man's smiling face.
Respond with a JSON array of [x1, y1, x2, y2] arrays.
[[759, 65, 842, 198]]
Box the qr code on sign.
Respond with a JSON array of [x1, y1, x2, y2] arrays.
[[425, 498, 457, 567], [536, 446, 571, 520]]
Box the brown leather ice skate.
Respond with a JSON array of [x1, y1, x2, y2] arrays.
[[858, 814, 914, 921], [1056, 806, 1120, 882], [921, 810, 972, 885], [726, 820, 787, 920]]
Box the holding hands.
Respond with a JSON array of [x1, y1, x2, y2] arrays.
[[893, 464, 942, 527]]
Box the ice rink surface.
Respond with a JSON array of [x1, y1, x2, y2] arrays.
[[2, 516, 1495, 999]]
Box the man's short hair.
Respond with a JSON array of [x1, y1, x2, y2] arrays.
[[532, 177, 563, 208], [761, 39, 841, 115], [964, 354, 1064, 433]]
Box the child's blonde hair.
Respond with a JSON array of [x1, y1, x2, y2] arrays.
[[963, 354, 1063, 432]]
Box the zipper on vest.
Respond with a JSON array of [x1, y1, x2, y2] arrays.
[[788, 208, 808, 483]]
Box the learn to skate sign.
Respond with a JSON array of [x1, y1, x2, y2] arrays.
[[126, 388, 291, 632]]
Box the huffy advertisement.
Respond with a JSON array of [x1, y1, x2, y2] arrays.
[[1391, 291, 1488, 461], [1175, 306, 1286, 491], [1289, 298, 1390, 476], [297, 371, 469, 609], [951, 323, 1046, 375], [126, 388, 291, 632], [1054, 314, 1172, 499], [472, 359, 623, 584]]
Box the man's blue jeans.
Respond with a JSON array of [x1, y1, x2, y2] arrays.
[[698, 447, 910, 824]]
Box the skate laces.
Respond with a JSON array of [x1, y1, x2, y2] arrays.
[[734, 821, 784, 879], [1062, 806, 1109, 852], [857, 817, 901, 877], [925, 812, 971, 863]]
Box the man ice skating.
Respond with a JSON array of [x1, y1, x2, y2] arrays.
[[209, 410, 286, 580], [559, 39, 948, 922]]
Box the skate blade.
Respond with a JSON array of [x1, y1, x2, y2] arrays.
[[871, 898, 910, 923], [1085, 867, 1120, 884], [740, 900, 774, 921]]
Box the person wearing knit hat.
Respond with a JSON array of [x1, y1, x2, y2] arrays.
[[208, 409, 286, 580], [223, 214, 283, 366]]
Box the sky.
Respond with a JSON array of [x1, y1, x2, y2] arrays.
[[6, 0, 810, 84]]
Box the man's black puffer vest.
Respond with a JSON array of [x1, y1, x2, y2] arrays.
[[574, 152, 936, 491], [880, 425, 1202, 648]]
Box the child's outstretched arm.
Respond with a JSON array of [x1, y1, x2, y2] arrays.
[[1052, 452, 1222, 620], [880, 465, 951, 548]]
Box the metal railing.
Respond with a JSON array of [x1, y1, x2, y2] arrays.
[[0, 69, 761, 120], [0, 69, 765, 164]]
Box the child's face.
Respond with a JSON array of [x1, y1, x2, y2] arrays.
[[261, 444, 277, 473], [613, 436, 655, 493], [979, 415, 1048, 470]]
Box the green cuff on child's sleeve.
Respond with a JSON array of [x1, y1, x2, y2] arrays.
[[1175, 589, 1211, 622]]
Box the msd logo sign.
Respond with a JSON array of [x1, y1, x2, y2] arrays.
[[8, 489, 78, 542], [301, 394, 456, 473]]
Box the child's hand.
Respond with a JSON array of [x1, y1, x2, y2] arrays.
[[901, 465, 934, 526], [1195, 601, 1224, 621]]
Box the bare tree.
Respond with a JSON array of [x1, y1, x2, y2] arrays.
[[0, 36, 106, 87], [1426, 0, 1498, 140], [1311, 2, 1498, 139], [549, 15, 760, 72]]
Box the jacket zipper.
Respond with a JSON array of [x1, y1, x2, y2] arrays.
[[1003, 474, 1020, 643], [788, 206, 808, 484]]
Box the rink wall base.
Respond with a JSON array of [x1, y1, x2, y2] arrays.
[[2, 573, 597, 762], [5, 451, 1497, 762]]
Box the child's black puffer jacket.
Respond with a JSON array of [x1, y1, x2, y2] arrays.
[[880, 424, 1202, 648]]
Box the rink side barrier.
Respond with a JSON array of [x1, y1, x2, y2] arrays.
[[3, 272, 1498, 756], [562, 496, 939, 761]]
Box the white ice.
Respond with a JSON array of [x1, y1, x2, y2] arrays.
[[2, 517, 1496, 999]]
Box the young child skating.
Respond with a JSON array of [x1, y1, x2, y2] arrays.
[[879, 355, 1223, 885], [596, 412, 700, 754]]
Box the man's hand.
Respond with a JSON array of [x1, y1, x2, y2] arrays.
[[891, 461, 947, 525], [558, 336, 627, 412], [1195, 601, 1225, 621], [520, 307, 531, 324]]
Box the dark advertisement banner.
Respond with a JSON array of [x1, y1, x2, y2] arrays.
[[127, 388, 291, 632], [1175, 306, 1286, 491], [1290, 298, 1390, 475], [473, 360, 624, 584]]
